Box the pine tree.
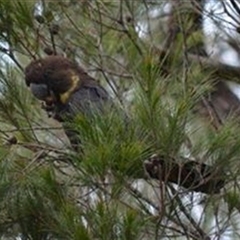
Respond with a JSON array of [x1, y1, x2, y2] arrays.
[[0, 0, 240, 239]]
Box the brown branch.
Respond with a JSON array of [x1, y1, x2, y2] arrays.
[[155, 44, 240, 126], [197, 81, 240, 124], [187, 53, 240, 81], [156, 43, 240, 82], [168, 185, 211, 240]]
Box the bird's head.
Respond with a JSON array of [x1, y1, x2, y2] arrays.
[[25, 56, 84, 105]]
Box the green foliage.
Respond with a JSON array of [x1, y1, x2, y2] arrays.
[[0, 0, 240, 239]]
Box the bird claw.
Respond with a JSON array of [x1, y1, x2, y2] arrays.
[[41, 102, 55, 118], [143, 154, 164, 179]]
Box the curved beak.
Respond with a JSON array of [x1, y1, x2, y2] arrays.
[[29, 83, 56, 103]]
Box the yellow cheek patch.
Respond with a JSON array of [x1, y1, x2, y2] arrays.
[[59, 74, 80, 103]]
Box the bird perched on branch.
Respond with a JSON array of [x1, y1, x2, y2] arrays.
[[144, 154, 225, 194], [25, 55, 110, 149]]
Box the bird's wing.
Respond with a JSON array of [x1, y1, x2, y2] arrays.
[[53, 84, 111, 149], [56, 84, 110, 119]]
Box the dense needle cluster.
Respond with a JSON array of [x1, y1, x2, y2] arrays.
[[25, 55, 225, 194]]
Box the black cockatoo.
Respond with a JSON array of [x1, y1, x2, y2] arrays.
[[25, 55, 110, 149]]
